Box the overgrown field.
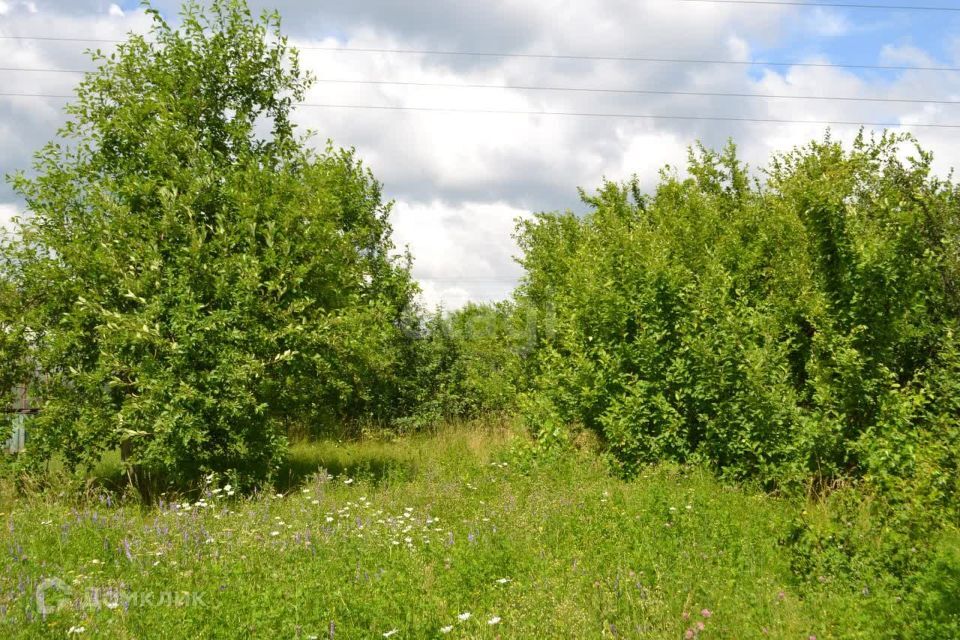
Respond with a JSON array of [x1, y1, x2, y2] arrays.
[[1, 3, 959, 637], [1, 423, 956, 639]]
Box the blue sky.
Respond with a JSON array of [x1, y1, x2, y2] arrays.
[[2, 0, 960, 307], [761, 5, 960, 76]]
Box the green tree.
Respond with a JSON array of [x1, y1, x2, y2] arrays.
[[0, 0, 416, 492], [516, 133, 960, 500]]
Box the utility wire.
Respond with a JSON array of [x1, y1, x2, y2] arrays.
[[290, 103, 960, 130], [676, 0, 960, 11], [0, 92, 75, 98], [267, 46, 960, 74], [3, 92, 959, 129], [2, 68, 958, 106], [2, 35, 959, 73], [313, 78, 960, 106]]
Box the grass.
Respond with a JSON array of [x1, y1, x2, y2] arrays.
[[0, 421, 953, 638]]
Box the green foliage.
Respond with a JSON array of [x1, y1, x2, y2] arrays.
[[515, 133, 960, 520], [397, 302, 526, 430], [512, 132, 960, 612], [0, 1, 416, 492]]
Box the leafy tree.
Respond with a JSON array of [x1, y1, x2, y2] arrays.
[[0, 0, 416, 492], [395, 302, 525, 430], [516, 133, 960, 506]]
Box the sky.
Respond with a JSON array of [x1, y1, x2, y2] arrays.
[[2, 0, 960, 308]]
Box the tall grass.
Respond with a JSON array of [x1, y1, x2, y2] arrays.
[[0, 421, 955, 638]]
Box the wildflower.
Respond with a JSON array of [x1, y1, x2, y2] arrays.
[[458, 612, 471, 621], [312, 500, 321, 505], [488, 616, 501, 625], [684, 629, 695, 640], [440, 625, 453, 634], [496, 578, 511, 584], [343, 478, 354, 485], [696, 621, 706, 631], [383, 630, 397, 638], [701, 609, 712, 618], [270, 531, 280, 537], [67, 627, 86, 635], [326, 517, 334, 523]]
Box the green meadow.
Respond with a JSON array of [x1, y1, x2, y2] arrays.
[[1, 423, 955, 639]]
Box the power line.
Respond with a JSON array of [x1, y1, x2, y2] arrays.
[[296, 103, 960, 130], [296, 46, 960, 74], [313, 78, 960, 106], [677, 0, 960, 11], [0, 92, 74, 98], [3, 68, 959, 106], [0, 67, 89, 73], [3, 92, 959, 129], [2, 35, 959, 73]]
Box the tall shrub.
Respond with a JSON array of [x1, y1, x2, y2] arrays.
[[0, 1, 416, 490], [516, 134, 960, 503]]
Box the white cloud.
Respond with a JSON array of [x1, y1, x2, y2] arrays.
[[108, 3, 123, 17], [0, 203, 20, 236], [391, 199, 529, 309], [879, 44, 937, 67], [0, 1, 9, 15], [804, 7, 851, 37]]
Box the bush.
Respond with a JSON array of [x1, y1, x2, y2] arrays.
[[396, 302, 526, 430], [0, 1, 416, 493], [515, 133, 960, 508]]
